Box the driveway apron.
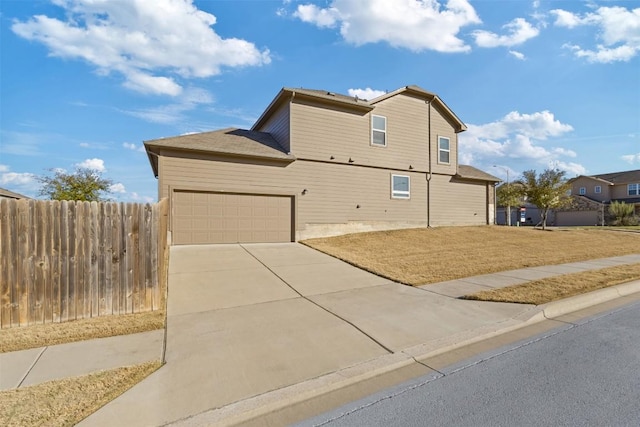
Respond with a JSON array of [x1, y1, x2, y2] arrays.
[[81, 243, 537, 426]]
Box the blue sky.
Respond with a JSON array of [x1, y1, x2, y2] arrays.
[[1, 0, 638, 201]]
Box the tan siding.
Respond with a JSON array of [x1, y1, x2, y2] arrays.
[[159, 151, 428, 231], [291, 94, 462, 174], [429, 175, 488, 226], [430, 107, 457, 176], [258, 102, 290, 152], [611, 183, 637, 200], [571, 176, 610, 201], [290, 99, 370, 164]]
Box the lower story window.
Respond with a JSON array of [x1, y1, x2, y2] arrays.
[[629, 183, 639, 196], [391, 174, 410, 199]]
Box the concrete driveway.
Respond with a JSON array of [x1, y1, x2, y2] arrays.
[[82, 243, 532, 426]]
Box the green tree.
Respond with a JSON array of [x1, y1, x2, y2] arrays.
[[608, 201, 636, 226], [521, 168, 571, 230], [37, 167, 114, 201], [496, 182, 526, 226]]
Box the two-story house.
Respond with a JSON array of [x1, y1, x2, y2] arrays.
[[555, 169, 640, 226], [144, 85, 499, 245]]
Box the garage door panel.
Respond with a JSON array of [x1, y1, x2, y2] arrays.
[[173, 191, 293, 245]]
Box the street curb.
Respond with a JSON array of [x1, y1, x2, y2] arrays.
[[167, 280, 640, 427]]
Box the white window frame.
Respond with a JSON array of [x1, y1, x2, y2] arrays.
[[391, 174, 410, 199], [594, 185, 601, 194], [579, 187, 586, 195], [438, 136, 450, 165], [371, 115, 387, 147], [629, 183, 639, 196]]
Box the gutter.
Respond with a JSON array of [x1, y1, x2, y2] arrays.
[[427, 99, 432, 228]]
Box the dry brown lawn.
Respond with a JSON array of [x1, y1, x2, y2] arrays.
[[0, 361, 161, 427], [0, 311, 165, 353], [463, 263, 640, 305], [302, 226, 640, 286]]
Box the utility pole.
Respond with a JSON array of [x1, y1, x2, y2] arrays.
[[493, 165, 511, 226]]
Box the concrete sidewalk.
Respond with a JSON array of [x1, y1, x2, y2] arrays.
[[3, 244, 639, 426]]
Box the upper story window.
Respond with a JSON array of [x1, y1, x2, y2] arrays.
[[438, 136, 450, 164], [371, 115, 387, 147], [629, 183, 639, 196], [594, 185, 602, 194], [391, 174, 410, 199], [579, 187, 586, 195]]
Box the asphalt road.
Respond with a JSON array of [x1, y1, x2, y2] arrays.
[[297, 300, 640, 427]]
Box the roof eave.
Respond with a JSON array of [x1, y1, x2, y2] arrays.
[[370, 86, 466, 133], [144, 143, 296, 167]]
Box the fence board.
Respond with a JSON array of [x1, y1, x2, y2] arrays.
[[9, 200, 20, 327], [0, 200, 13, 326], [27, 200, 37, 325], [44, 202, 54, 323], [0, 199, 165, 329], [33, 201, 46, 324], [68, 201, 77, 321]]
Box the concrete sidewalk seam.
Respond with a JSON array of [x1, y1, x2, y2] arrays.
[[183, 281, 640, 426], [239, 243, 396, 354], [17, 346, 47, 389]]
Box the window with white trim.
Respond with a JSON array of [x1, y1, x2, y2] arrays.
[[371, 115, 387, 147], [629, 183, 639, 196], [579, 187, 586, 195], [438, 136, 450, 164], [391, 175, 410, 199], [594, 185, 601, 194]]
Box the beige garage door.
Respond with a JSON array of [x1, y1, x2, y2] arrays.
[[555, 210, 599, 227], [172, 191, 293, 244]]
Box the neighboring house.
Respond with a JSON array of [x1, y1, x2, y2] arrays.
[[0, 187, 30, 200], [555, 169, 640, 226], [144, 85, 500, 245], [496, 203, 554, 227]]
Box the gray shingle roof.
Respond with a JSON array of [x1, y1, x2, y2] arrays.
[[593, 169, 640, 184], [457, 165, 500, 182], [144, 128, 295, 161], [0, 187, 30, 199]]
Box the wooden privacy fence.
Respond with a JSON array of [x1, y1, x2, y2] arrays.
[[0, 198, 169, 329]]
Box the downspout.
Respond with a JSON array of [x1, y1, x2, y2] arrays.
[[426, 99, 432, 228]]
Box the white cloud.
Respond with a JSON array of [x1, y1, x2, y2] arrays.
[[294, 4, 340, 28], [123, 142, 146, 153], [466, 111, 574, 141], [130, 192, 155, 203], [11, 0, 271, 96], [293, 0, 481, 53], [0, 165, 39, 196], [110, 183, 127, 193], [0, 171, 37, 186], [79, 142, 90, 148], [121, 86, 213, 123], [622, 153, 640, 164], [473, 18, 539, 47], [347, 87, 386, 100], [552, 6, 640, 63], [459, 110, 582, 175], [76, 158, 106, 172], [509, 50, 526, 60]]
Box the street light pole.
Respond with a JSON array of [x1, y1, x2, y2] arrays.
[[493, 165, 511, 226]]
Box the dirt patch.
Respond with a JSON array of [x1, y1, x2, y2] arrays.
[[302, 227, 640, 286], [461, 263, 640, 305], [0, 311, 165, 353], [0, 361, 161, 427]]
